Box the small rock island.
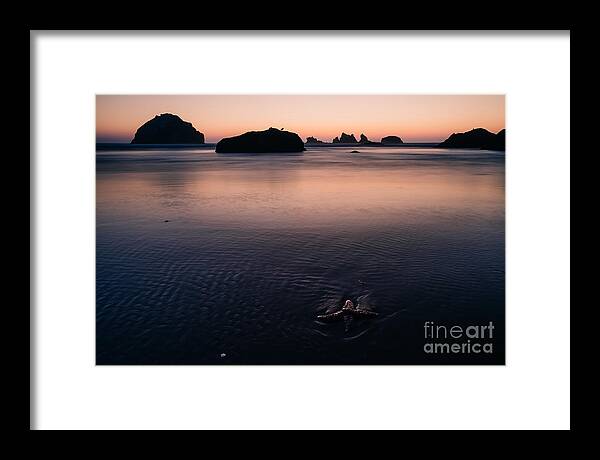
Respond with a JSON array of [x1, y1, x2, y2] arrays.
[[131, 113, 205, 144], [359, 134, 378, 145], [381, 135, 404, 145], [438, 128, 505, 151], [332, 133, 358, 144], [215, 128, 305, 153], [305, 136, 324, 144]]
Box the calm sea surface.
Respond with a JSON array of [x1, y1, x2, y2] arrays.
[[96, 146, 505, 364]]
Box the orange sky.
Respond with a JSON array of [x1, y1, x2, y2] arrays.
[[96, 95, 504, 143]]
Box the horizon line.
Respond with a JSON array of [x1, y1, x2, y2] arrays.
[[96, 126, 506, 145]]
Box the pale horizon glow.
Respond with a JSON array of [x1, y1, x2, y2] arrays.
[[96, 95, 505, 143]]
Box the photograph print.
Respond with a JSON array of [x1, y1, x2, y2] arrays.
[[96, 95, 505, 365]]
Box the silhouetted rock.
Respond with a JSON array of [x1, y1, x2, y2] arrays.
[[332, 132, 358, 143], [215, 128, 305, 153], [358, 133, 379, 145], [131, 113, 205, 144], [482, 129, 505, 151], [306, 136, 324, 144], [381, 135, 404, 145], [332, 136, 341, 143], [340, 133, 358, 143], [438, 128, 505, 150]]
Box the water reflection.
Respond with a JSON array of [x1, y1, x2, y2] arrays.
[[96, 146, 505, 364]]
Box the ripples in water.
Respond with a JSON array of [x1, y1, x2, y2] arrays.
[[96, 146, 505, 364]]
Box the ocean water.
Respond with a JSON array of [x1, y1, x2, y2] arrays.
[[96, 145, 505, 364]]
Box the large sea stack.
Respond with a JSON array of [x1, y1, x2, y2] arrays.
[[215, 128, 305, 153], [131, 113, 205, 144], [438, 128, 505, 150]]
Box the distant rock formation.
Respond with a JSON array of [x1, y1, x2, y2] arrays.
[[482, 129, 505, 151], [215, 127, 305, 153], [438, 128, 505, 150], [305, 136, 324, 144], [341, 133, 358, 143], [131, 113, 205, 144], [332, 136, 340, 143], [333, 132, 358, 143], [381, 135, 404, 145], [359, 134, 379, 145]]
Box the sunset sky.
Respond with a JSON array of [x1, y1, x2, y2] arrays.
[[96, 95, 504, 143]]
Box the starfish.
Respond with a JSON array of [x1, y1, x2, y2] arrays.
[[317, 300, 378, 331]]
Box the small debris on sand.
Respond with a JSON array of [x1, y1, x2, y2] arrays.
[[220, 353, 227, 358], [317, 299, 378, 322]]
